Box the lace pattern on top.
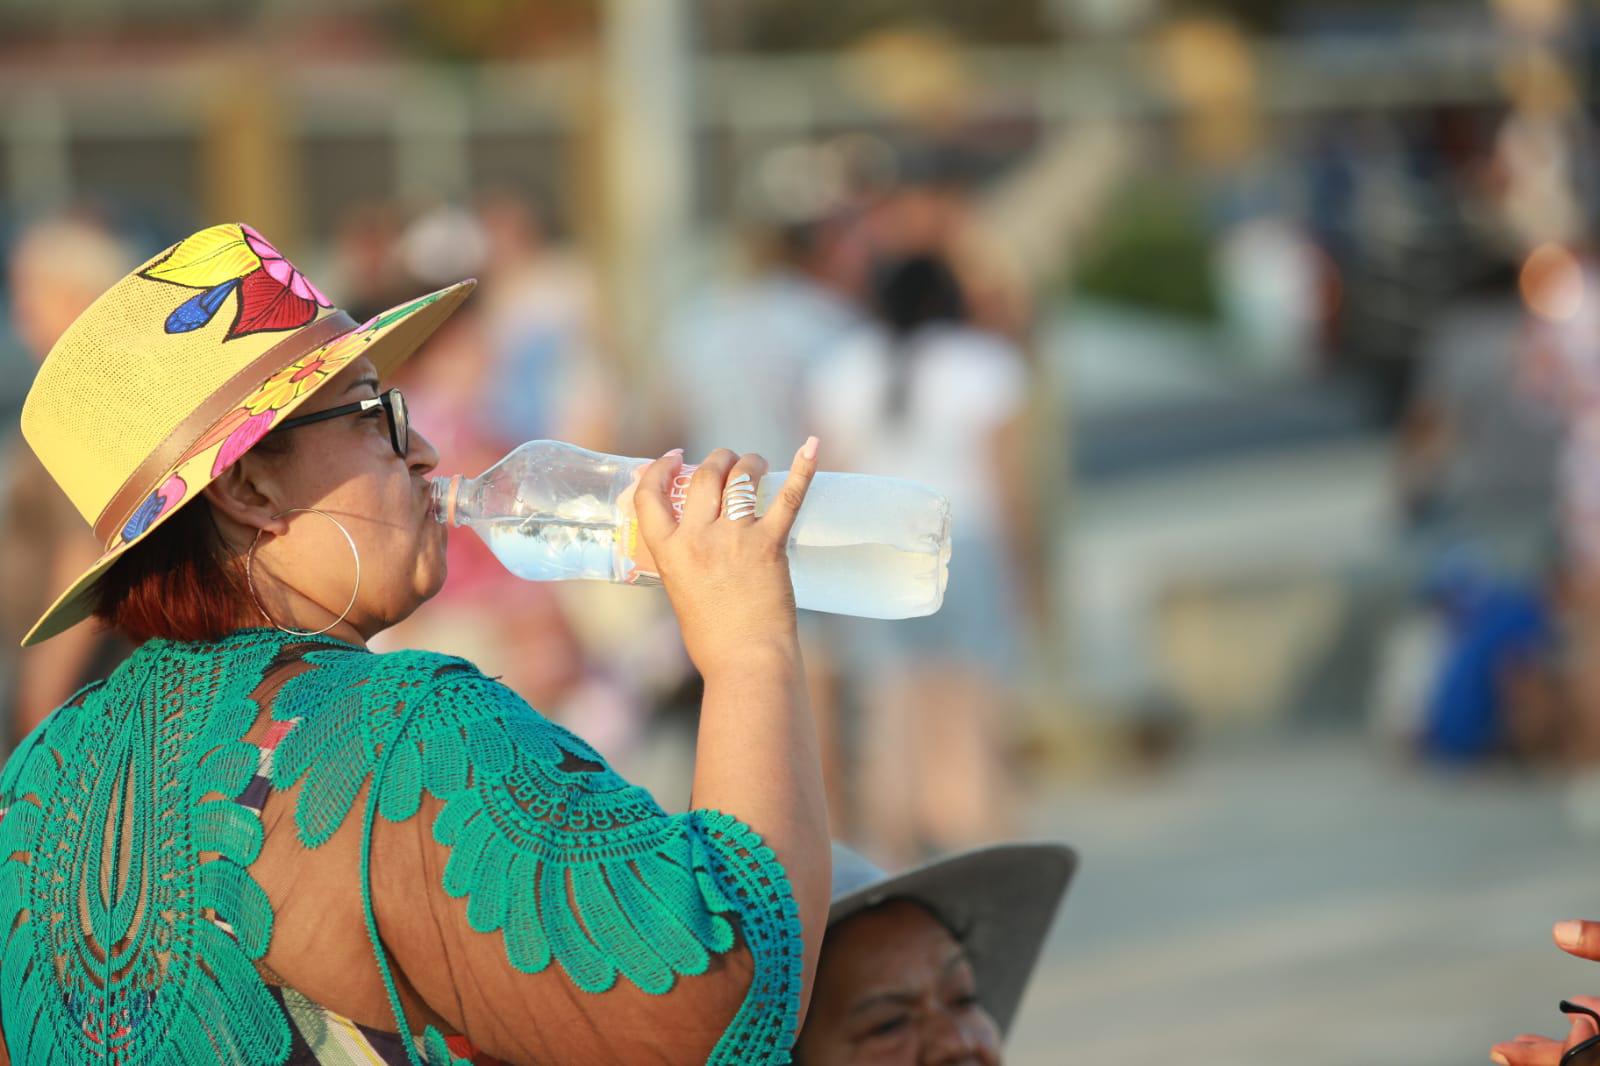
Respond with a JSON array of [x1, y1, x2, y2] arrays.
[[0, 633, 296, 1064], [0, 629, 803, 1065], [272, 644, 804, 1065]]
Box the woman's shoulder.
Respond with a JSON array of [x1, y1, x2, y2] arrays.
[[252, 636, 479, 698], [275, 641, 589, 759], [270, 642, 514, 736], [267, 641, 630, 848], [0, 679, 102, 797]]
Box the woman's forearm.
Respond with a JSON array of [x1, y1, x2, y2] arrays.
[[689, 636, 830, 1027]]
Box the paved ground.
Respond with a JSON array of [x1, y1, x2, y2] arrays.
[[1006, 734, 1600, 1065]]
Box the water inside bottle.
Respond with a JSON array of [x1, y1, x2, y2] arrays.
[[482, 515, 622, 582], [788, 540, 950, 619], [482, 514, 949, 618]]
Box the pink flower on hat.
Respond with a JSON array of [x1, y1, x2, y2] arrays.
[[212, 410, 276, 477], [240, 223, 330, 307]]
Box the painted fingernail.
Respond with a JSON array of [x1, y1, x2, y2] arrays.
[[801, 436, 819, 461], [1491, 1052, 1510, 1065], [1557, 920, 1583, 948]]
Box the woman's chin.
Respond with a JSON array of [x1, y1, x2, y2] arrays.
[[418, 552, 448, 602]]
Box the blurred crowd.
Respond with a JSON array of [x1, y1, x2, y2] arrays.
[[1383, 50, 1600, 785], [0, 146, 1048, 865], [4, 1, 1600, 868]]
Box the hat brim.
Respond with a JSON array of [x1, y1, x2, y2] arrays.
[[827, 842, 1077, 1037], [21, 278, 477, 647]]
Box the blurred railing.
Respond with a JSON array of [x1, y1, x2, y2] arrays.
[[0, 31, 1512, 222]]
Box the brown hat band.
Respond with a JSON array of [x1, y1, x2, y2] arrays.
[[92, 310, 358, 548]]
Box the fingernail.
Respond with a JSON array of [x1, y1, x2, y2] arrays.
[[1491, 1052, 1510, 1065], [1557, 920, 1583, 948], [662, 447, 684, 459], [801, 436, 819, 461]]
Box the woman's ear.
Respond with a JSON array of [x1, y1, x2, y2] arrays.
[[203, 455, 291, 541]]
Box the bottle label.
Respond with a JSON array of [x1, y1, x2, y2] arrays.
[[617, 463, 697, 583]]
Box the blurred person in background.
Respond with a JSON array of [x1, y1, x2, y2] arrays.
[[793, 841, 1075, 1065], [1520, 246, 1600, 590], [809, 252, 1032, 864], [1512, 243, 1600, 822], [663, 207, 860, 469], [1398, 258, 1563, 569], [1411, 548, 1561, 763], [1387, 250, 1570, 766], [847, 166, 1048, 633], [474, 188, 619, 452], [327, 200, 414, 325], [665, 203, 864, 826], [0, 211, 136, 748], [859, 164, 1035, 348]]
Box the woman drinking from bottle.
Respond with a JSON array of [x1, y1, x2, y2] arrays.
[[0, 222, 829, 1065]]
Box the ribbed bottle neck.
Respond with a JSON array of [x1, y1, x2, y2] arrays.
[[429, 474, 476, 526]]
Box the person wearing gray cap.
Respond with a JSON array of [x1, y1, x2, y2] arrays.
[[793, 842, 1077, 1064]]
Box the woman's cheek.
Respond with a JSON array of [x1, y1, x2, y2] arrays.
[[419, 522, 449, 593]]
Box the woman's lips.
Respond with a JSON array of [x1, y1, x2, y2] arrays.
[[418, 478, 439, 523]]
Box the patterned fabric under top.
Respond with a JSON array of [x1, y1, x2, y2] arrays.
[[236, 719, 498, 1066], [0, 628, 803, 1064]]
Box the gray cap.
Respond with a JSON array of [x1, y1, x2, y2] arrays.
[[826, 841, 1078, 1037]]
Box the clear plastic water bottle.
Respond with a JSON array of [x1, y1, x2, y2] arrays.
[[431, 440, 951, 619]]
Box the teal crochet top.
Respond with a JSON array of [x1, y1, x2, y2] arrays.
[[0, 629, 804, 1065]]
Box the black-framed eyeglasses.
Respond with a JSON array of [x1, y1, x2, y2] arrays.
[[275, 387, 409, 459], [1562, 1000, 1600, 1065]]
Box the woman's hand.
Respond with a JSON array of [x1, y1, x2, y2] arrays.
[[635, 439, 819, 678], [1491, 922, 1600, 1065]]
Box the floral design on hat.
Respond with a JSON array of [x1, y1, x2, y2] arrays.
[[178, 330, 367, 482], [139, 223, 333, 341], [105, 293, 444, 552], [120, 474, 188, 544]]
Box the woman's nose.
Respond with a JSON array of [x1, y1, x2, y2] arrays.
[[922, 1013, 996, 1066], [408, 425, 441, 476]]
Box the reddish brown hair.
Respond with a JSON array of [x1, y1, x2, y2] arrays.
[[90, 432, 292, 643], [90, 496, 253, 643]]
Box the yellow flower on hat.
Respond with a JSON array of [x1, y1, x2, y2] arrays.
[[245, 354, 337, 416], [140, 224, 262, 288]]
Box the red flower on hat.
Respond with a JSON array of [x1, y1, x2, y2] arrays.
[[139, 223, 334, 341]]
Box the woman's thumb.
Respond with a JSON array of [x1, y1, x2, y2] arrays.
[[1555, 921, 1600, 961]]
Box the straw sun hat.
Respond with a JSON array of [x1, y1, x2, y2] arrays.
[[827, 841, 1078, 1037], [18, 222, 475, 647]]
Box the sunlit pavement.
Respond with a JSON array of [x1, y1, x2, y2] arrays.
[[1010, 734, 1600, 1065]]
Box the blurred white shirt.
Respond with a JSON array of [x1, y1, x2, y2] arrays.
[[807, 322, 1027, 540]]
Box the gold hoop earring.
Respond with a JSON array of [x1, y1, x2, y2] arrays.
[[246, 507, 361, 637]]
